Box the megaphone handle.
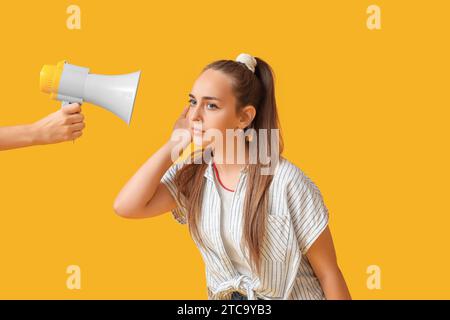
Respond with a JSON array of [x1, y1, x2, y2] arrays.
[[61, 101, 74, 144]]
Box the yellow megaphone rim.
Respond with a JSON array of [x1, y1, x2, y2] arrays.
[[39, 60, 66, 98]]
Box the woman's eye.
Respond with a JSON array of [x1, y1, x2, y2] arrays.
[[188, 99, 217, 109]]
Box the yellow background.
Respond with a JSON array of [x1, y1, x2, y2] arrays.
[[0, 0, 449, 299]]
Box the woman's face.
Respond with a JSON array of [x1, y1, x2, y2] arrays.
[[187, 68, 253, 148]]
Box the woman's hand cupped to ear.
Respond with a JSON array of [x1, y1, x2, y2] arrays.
[[169, 106, 192, 149], [31, 103, 85, 145], [172, 105, 191, 131]]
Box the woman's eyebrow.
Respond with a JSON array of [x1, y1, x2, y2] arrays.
[[189, 93, 222, 101]]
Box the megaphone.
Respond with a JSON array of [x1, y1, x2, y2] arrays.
[[40, 61, 141, 125]]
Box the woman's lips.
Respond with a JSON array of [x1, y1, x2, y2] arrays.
[[191, 127, 204, 135]]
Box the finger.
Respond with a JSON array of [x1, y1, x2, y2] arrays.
[[70, 122, 85, 132], [71, 130, 83, 140], [67, 113, 84, 124], [62, 103, 82, 115], [180, 105, 189, 118]]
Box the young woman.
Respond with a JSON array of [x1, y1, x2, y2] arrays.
[[113, 54, 351, 300]]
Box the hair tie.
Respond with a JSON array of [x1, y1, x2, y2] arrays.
[[235, 53, 257, 73]]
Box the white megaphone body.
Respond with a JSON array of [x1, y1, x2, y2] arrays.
[[40, 60, 141, 125]]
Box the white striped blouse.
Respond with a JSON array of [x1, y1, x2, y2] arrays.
[[161, 155, 329, 300]]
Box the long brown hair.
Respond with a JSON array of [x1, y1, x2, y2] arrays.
[[174, 56, 284, 276]]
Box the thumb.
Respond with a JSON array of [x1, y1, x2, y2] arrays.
[[62, 103, 82, 114]]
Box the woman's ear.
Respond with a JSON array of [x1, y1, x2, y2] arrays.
[[239, 105, 256, 129]]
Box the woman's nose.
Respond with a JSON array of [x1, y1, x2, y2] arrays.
[[189, 105, 203, 122]]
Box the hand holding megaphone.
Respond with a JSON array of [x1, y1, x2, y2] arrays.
[[31, 103, 85, 144], [40, 61, 141, 125]]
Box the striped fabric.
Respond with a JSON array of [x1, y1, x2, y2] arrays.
[[161, 155, 329, 300]]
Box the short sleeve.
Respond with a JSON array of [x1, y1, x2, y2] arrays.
[[287, 167, 330, 255], [161, 161, 188, 225]]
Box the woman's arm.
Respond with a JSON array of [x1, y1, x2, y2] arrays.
[[113, 140, 185, 218], [306, 226, 352, 300], [0, 103, 84, 151], [113, 106, 191, 219]]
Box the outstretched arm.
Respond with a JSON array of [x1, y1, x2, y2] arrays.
[[0, 103, 85, 151]]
